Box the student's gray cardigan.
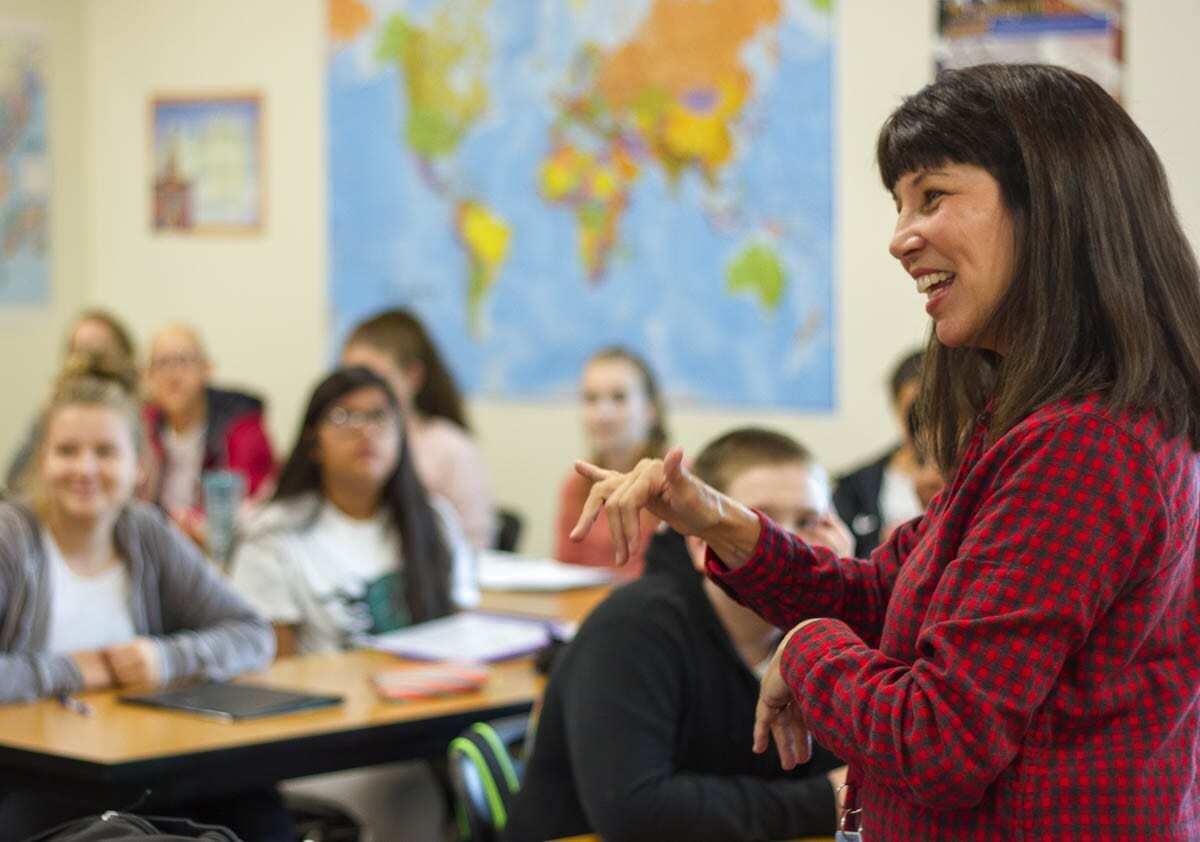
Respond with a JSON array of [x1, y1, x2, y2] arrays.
[[0, 499, 274, 702]]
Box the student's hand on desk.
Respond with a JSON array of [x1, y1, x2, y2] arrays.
[[69, 650, 115, 690], [755, 619, 826, 770], [571, 447, 730, 565], [104, 638, 163, 687]]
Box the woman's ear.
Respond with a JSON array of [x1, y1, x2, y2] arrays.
[[403, 361, 426, 397]]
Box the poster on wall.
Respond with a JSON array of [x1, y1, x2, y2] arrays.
[[0, 24, 49, 306], [327, 0, 835, 409], [937, 1, 1123, 99], [150, 94, 264, 234]]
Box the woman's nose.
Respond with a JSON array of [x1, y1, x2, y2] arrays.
[[889, 216, 924, 263]]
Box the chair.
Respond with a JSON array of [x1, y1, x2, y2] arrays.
[[493, 508, 523, 553], [446, 714, 530, 842]]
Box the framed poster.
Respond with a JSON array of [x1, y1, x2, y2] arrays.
[[937, 2, 1122, 100], [150, 93, 264, 234]]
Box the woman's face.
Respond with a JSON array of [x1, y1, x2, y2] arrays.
[[69, 319, 122, 357], [889, 163, 1017, 351], [40, 405, 139, 526], [581, 358, 656, 462], [313, 387, 402, 492], [342, 342, 418, 414]]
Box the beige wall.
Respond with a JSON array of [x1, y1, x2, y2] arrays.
[[4, 1, 1199, 556], [82, 0, 328, 458], [0, 0, 88, 458]]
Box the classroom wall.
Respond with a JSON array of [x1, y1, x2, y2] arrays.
[[82, 0, 328, 463], [0, 0, 88, 460], [4, 1, 1198, 556]]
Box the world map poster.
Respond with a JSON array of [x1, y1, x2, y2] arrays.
[[328, 0, 834, 408]]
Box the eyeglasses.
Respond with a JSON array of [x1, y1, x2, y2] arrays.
[[323, 406, 396, 432], [149, 353, 205, 370]]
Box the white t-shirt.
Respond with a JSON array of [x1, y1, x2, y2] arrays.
[[231, 496, 479, 655], [43, 529, 136, 654], [160, 423, 206, 512]]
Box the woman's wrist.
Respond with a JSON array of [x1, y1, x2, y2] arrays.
[[698, 494, 763, 571]]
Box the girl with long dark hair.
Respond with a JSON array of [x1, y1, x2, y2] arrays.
[[231, 366, 476, 657]]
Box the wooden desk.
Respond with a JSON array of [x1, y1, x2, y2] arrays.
[[0, 586, 611, 804]]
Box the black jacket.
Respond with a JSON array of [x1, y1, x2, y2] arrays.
[[833, 447, 897, 557], [503, 529, 840, 842]]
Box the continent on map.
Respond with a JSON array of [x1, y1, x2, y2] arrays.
[[541, 0, 783, 284], [726, 241, 786, 313], [455, 199, 511, 331], [370, 0, 509, 334], [375, 1, 489, 169], [538, 141, 638, 280]]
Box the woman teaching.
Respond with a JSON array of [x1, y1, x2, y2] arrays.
[[570, 64, 1200, 839]]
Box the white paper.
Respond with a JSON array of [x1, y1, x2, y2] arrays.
[[358, 612, 557, 662], [478, 550, 615, 592]]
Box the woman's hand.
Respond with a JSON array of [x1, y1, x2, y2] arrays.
[[104, 638, 162, 688], [801, 512, 854, 558], [754, 618, 825, 769], [569, 448, 741, 566]]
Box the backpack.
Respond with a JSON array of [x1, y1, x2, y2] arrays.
[[21, 810, 242, 842]]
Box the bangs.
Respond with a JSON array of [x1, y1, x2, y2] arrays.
[[876, 102, 989, 192], [876, 66, 1019, 193]]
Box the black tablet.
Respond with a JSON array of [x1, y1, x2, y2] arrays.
[[120, 682, 344, 722]]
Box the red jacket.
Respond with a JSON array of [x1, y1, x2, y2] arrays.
[[144, 386, 276, 508], [710, 396, 1200, 840]]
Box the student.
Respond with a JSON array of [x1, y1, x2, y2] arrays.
[[342, 309, 496, 550], [5, 309, 139, 491], [571, 64, 1200, 839], [507, 428, 848, 842], [230, 365, 476, 836], [553, 346, 668, 576], [230, 365, 477, 656], [833, 349, 923, 555], [0, 352, 285, 839], [143, 323, 276, 541]]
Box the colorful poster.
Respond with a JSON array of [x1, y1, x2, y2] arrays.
[[328, 0, 835, 409], [0, 24, 49, 306], [150, 95, 264, 234], [937, 1, 1122, 98]]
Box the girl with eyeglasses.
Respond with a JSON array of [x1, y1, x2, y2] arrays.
[[230, 365, 476, 658]]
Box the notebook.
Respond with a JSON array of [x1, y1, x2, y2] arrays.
[[372, 663, 491, 701], [120, 682, 344, 722], [358, 612, 567, 662]]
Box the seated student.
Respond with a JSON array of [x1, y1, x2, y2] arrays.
[[231, 365, 477, 654], [553, 347, 668, 577], [143, 323, 276, 543], [342, 309, 496, 549], [0, 353, 286, 840], [230, 365, 477, 836], [833, 348, 924, 556], [505, 428, 850, 842], [5, 309, 139, 490]]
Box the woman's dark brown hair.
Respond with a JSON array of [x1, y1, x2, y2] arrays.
[[877, 63, 1200, 471], [68, 309, 137, 360], [272, 366, 454, 624], [345, 309, 470, 432]]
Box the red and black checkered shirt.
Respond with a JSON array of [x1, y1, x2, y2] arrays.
[[709, 396, 1200, 840]]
